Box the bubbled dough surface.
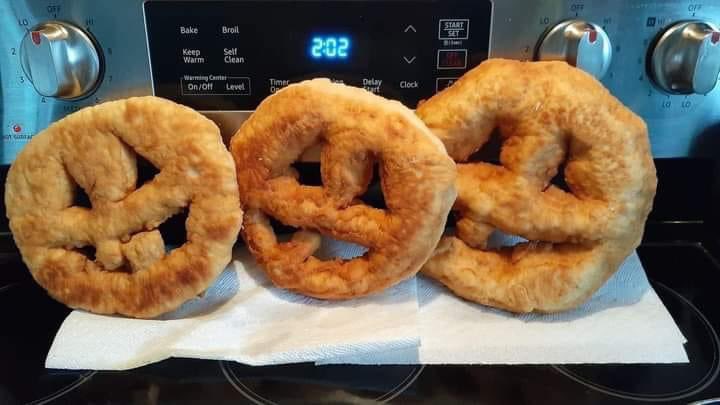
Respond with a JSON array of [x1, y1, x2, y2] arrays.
[[5, 97, 243, 318], [231, 79, 457, 299], [417, 59, 657, 313]]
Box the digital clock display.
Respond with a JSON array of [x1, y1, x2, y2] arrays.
[[309, 36, 351, 60]]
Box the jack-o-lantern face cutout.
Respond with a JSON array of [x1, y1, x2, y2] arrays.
[[417, 59, 657, 313], [230, 79, 457, 299], [5, 97, 242, 318]]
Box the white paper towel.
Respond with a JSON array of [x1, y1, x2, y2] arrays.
[[45, 240, 420, 370], [320, 250, 689, 365], [46, 236, 688, 370]]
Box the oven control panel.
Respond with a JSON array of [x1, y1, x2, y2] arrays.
[[145, 1, 490, 110], [2, 0, 720, 163]]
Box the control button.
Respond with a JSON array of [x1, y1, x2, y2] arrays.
[[269, 78, 290, 94], [535, 19, 612, 80], [649, 20, 720, 95], [362, 78, 382, 94], [224, 77, 251, 95], [182, 48, 205, 64], [20, 21, 101, 99], [182, 76, 217, 95], [437, 49, 467, 69], [181, 75, 250, 96], [179, 26, 199, 35], [403, 56, 417, 64], [399, 80, 419, 89], [404, 25, 416, 33], [223, 47, 245, 64], [220, 25, 240, 35], [438, 19, 469, 40], [436, 77, 459, 92]]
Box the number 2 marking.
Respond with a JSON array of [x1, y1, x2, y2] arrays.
[[311, 38, 323, 58], [338, 37, 349, 58]]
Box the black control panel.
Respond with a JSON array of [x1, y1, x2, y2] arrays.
[[144, 0, 491, 110]]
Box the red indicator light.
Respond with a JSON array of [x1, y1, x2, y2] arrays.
[[588, 29, 598, 43], [437, 50, 467, 69]]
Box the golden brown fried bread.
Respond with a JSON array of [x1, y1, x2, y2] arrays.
[[230, 79, 456, 299], [5, 97, 242, 318], [417, 59, 657, 313]]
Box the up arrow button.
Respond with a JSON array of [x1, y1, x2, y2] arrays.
[[404, 25, 417, 33]]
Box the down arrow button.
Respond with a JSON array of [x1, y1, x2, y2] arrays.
[[403, 56, 417, 64]]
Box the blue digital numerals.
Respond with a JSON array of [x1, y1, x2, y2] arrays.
[[310, 36, 350, 60]]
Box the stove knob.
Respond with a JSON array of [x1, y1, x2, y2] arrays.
[[20, 21, 102, 99], [650, 21, 720, 95], [535, 19, 612, 79]]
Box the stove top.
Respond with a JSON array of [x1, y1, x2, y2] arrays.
[[1, 241, 719, 404], [0, 157, 718, 404]]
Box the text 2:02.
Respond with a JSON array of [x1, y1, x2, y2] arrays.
[[310, 36, 350, 59]]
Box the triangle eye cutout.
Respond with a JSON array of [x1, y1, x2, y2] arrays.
[[75, 245, 96, 261], [136, 154, 161, 190], [74, 184, 92, 209], [548, 162, 572, 193], [357, 165, 386, 209], [158, 207, 189, 249], [466, 128, 502, 164], [292, 162, 323, 186]]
